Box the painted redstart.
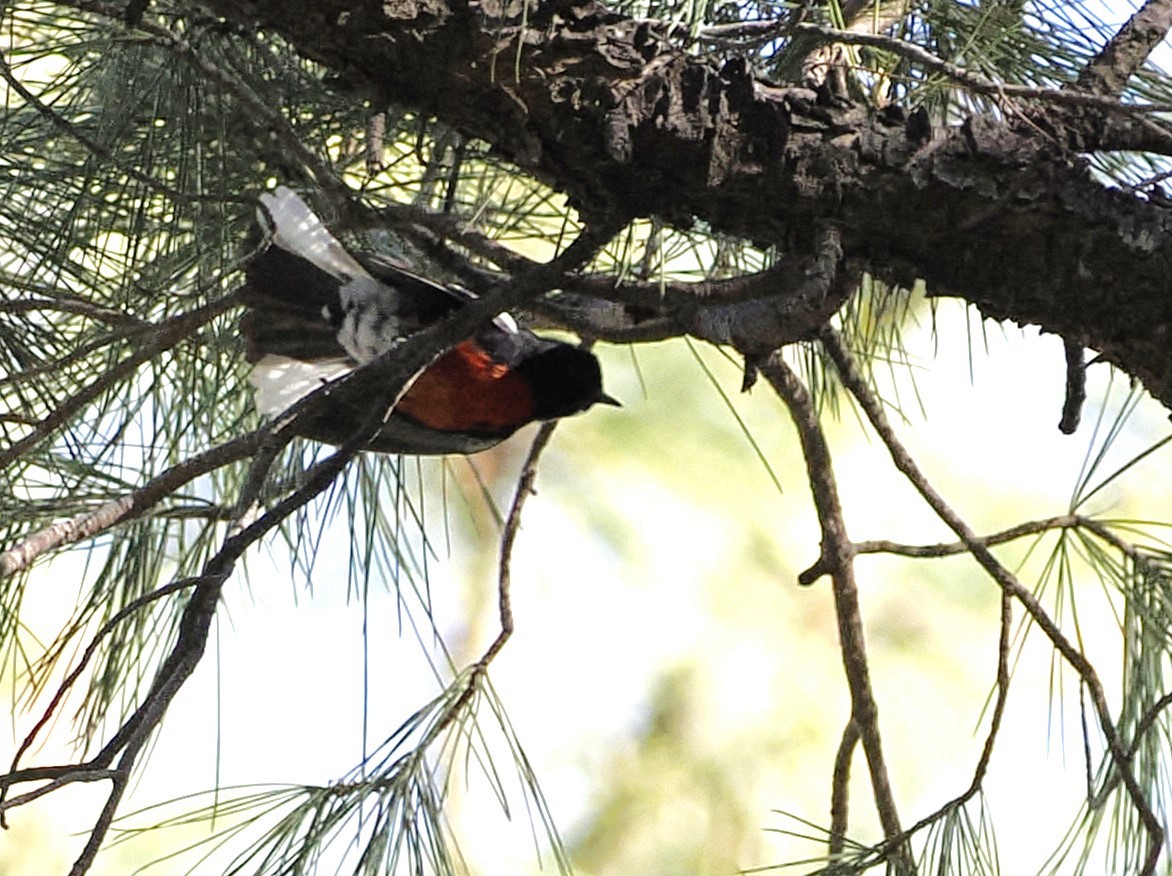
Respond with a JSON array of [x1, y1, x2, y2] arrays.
[[241, 187, 619, 455]]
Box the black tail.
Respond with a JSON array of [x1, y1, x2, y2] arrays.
[[242, 244, 347, 363]]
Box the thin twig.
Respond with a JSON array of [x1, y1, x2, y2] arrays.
[[0, 429, 264, 578], [0, 319, 156, 392], [4, 576, 204, 803], [403, 421, 560, 770], [0, 296, 145, 327], [378, 198, 843, 310], [1130, 690, 1172, 757], [724, 21, 1172, 114], [395, 229, 619, 755], [0, 769, 119, 813], [483, 420, 559, 667], [842, 589, 1014, 871], [62, 415, 380, 874], [1059, 339, 1087, 435], [829, 719, 860, 863], [973, 592, 1012, 790], [852, 514, 1080, 560]]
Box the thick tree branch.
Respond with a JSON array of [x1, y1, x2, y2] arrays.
[[177, 0, 1172, 411]]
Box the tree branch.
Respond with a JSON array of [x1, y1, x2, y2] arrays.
[[395, 419, 560, 764], [176, 0, 1172, 410], [843, 591, 1014, 872], [0, 215, 620, 872], [783, 23, 1172, 112], [1076, 0, 1172, 97], [486, 420, 558, 665], [1059, 339, 1087, 435], [852, 514, 1079, 560], [829, 719, 860, 863], [57, 398, 391, 872], [819, 326, 1166, 875], [3, 576, 202, 808], [759, 356, 911, 870], [0, 431, 264, 578]]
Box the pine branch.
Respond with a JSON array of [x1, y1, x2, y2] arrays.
[[819, 325, 1166, 875], [0, 431, 263, 578], [1076, 0, 1172, 97], [760, 356, 911, 871], [0, 292, 241, 472], [829, 719, 860, 863], [853, 514, 1080, 559], [0, 207, 619, 873]]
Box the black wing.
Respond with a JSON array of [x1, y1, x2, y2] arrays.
[[359, 255, 548, 364]]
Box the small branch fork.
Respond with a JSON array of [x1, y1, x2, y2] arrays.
[[0, 216, 616, 875], [837, 589, 1014, 873], [817, 326, 1166, 875]]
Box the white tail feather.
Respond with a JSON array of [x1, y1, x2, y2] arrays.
[[257, 187, 371, 281], [249, 354, 353, 414]]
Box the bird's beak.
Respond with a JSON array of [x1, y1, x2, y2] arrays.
[[597, 392, 622, 408]]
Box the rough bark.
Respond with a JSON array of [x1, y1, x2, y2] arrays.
[[209, 0, 1172, 408]]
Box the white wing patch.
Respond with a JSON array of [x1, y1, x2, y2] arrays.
[[257, 187, 371, 281], [492, 311, 518, 334], [249, 354, 353, 415], [337, 276, 403, 363]]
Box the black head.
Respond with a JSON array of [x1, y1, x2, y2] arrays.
[[514, 344, 619, 420]]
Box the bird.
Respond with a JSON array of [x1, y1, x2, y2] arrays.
[[240, 187, 619, 455]]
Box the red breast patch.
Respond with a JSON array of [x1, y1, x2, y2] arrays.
[[394, 340, 536, 434]]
